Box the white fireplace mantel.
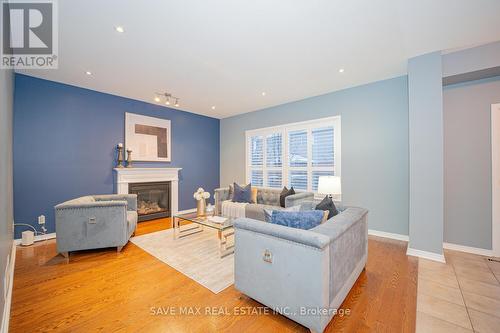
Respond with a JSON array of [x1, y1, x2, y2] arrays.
[[113, 167, 182, 216]]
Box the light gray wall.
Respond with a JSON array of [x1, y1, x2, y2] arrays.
[[0, 69, 14, 325], [442, 40, 500, 78], [408, 52, 444, 255], [444, 76, 500, 250], [221, 76, 409, 235]]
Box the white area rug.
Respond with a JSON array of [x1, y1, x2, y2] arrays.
[[130, 228, 234, 294]]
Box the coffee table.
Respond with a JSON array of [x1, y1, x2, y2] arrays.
[[172, 213, 235, 258]]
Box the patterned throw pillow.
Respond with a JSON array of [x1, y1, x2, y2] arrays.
[[232, 183, 252, 203], [270, 210, 324, 230]]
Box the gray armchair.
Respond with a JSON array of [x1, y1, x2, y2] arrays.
[[55, 194, 138, 257], [234, 207, 368, 332]]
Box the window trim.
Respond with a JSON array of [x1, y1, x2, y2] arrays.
[[245, 116, 341, 192]]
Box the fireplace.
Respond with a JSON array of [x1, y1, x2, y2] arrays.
[[114, 167, 181, 219], [129, 181, 171, 222]]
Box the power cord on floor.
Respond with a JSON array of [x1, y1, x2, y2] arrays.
[[14, 223, 48, 244], [14, 223, 39, 236]]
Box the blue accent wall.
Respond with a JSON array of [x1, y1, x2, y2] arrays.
[[13, 74, 220, 238]]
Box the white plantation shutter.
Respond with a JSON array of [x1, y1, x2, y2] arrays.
[[250, 136, 263, 166], [266, 133, 282, 167], [267, 170, 282, 188], [312, 127, 334, 167], [289, 170, 308, 190], [288, 130, 308, 167], [249, 136, 264, 186], [251, 170, 263, 186], [246, 117, 340, 193], [266, 133, 282, 188]]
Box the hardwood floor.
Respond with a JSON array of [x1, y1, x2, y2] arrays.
[[10, 218, 417, 332]]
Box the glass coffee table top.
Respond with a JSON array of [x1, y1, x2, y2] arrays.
[[173, 213, 234, 231]]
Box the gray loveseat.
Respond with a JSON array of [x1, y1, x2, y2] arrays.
[[55, 194, 138, 257], [234, 206, 368, 333], [214, 186, 314, 221]]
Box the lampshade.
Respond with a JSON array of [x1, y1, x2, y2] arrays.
[[317, 176, 341, 195]]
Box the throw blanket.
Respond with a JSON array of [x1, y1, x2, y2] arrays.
[[221, 200, 247, 219]]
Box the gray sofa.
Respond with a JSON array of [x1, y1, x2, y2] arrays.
[[234, 206, 368, 333], [214, 186, 314, 221], [55, 194, 138, 257]]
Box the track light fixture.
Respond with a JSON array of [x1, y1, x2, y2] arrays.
[[154, 92, 180, 107]]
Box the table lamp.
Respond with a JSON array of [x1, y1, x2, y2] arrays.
[[317, 176, 341, 200]]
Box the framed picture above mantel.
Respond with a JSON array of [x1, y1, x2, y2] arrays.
[[125, 112, 171, 162]]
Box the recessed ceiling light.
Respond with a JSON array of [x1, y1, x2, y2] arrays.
[[154, 96, 160, 103], [165, 100, 170, 105], [85, 71, 92, 76], [261, 92, 266, 96], [338, 68, 345, 73], [115, 26, 125, 33], [211, 106, 216, 110]]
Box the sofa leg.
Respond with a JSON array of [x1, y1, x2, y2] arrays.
[[117, 246, 124, 252], [60, 252, 69, 258]]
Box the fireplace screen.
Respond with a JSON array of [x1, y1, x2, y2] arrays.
[[129, 181, 171, 222]]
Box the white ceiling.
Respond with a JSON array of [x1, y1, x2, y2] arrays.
[[18, 0, 500, 119]]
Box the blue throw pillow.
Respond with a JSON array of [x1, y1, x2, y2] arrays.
[[270, 210, 324, 230], [232, 183, 252, 203], [263, 205, 301, 222]]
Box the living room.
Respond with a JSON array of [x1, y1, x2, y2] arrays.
[[1, 1, 500, 332]]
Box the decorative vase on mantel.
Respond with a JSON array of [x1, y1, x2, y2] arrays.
[[193, 188, 211, 217], [126, 149, 133, 168], [116, 143, 124, 168]]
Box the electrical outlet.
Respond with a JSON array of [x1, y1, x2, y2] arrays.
[[38, 215, 45, 225]]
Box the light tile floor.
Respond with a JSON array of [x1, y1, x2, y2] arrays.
[[416, 249, 500, 333]]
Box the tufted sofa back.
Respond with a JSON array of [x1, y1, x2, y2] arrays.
[[256, 188, 281, 206]]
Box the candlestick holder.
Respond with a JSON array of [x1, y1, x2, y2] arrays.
[[126, 149, 133, 168], [117, 145, 124, 168]]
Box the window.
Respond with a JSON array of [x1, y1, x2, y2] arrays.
[[246, 116, 340, 192], [249, 136, 263, 185]]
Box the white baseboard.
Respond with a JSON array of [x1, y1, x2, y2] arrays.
[[176, 208, 197, 215], [443, 242, 493, 257], [368, 229, 409, 242], [1, 242, 16, 333], [14, 232, 56, 246], [407, 247, 446, 263], [368, 229, 494, 259]]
